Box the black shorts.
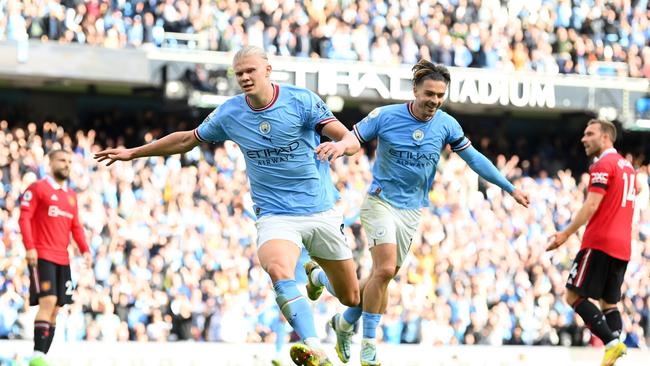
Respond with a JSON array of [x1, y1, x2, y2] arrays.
[[566, 248, 628, 304], [29, 258, 73, 307]]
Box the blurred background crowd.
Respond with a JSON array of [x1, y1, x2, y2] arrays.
[[0, 116, 648, 350], [0, 0, 649, 77]]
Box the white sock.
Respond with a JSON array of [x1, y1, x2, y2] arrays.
[[310, 268, 322, 286], [338, 314, 354, 331], [33, 351, 45, 358], [304, 337, 322, 349], [605, 339, 620, 348]]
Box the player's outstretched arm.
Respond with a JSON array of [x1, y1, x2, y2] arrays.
[[547, 191, 604, 251], [510, 188, 530, 208], [95, 130, 200, 166], [457, 146, 530, 207], [316, 122, 360, 161]]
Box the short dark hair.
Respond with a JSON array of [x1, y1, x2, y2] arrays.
[[412, 59, 451, 87], [48, 149, 71, 160], [588, 119, 617, 143]]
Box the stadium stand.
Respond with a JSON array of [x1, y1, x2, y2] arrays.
[[0, 0, 649, 77], [0, 1, 649, 365], [0, 117, 648, 352]]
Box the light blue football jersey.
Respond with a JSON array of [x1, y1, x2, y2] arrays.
[[353, 102, 471, 209], [195, 84, 340, 217]]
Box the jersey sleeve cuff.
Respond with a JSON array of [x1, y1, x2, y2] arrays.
[[451, 139, 472, 152], [194, 128, 207, 143], [315, 117, 338, 134], [352, 124, 366, 143], [318, 117, 338, 125]]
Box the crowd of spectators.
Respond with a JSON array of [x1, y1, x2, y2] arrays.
[[1, 0, 649, 77], [0, 117, 648, 352]]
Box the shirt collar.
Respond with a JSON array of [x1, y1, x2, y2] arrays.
[[46, 176, 68, 192], [593, 147, 617, 163]]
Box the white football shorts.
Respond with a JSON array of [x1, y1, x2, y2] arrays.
[[256, 207, 352, 260], [360, 195, 422, 267]]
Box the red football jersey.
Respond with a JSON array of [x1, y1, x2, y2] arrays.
[[19, 177, 89, 265], [582, 149, 635, 261]]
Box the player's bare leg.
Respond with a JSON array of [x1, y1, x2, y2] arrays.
[[358, 243, 398, 366], [564, 289, 580, 306], [258, 240, 300, 283], [310, 257, 359, 307], [258, 240, 332, 365], [363, 244, 398, 313]]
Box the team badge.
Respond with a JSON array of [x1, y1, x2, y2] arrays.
[[369, 108, 381, 119], [412, 129, 424, 142], [375, 227, 387, 238], [68, 197, 76, 206], [259, 121, 271, 135], [23, 191, 33, 201], [41, 281, 51, 292]]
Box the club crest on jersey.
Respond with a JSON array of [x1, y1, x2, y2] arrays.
[[41, 281, 51, 292], [375, 227, 387, 238], [369, 108, 381, 119], [68, 197, 76, 206], [412, 129, 424, 142], [259, 121, 272, 135]]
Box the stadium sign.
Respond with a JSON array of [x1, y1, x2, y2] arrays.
[[283, 64, 414, 101], [2, 43, 648, 128], [448, 75, 555, 108], [274, 63, 557, 108]]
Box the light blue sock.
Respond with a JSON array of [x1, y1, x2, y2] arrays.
[[274, 319, 286, 355], [315, 270, 337, 297], [274, 279, 317, 340], [343, 306, 363, 325], [362, 312, 381, 339]]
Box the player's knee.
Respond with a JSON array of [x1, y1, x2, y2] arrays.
[[372, 266, 396, 283], [38, 296, 57, 311], [338, 288, 360, 307], [264, 262, 293, 282], [600, 301, 617, 310], [565, 291, 580, 306]]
